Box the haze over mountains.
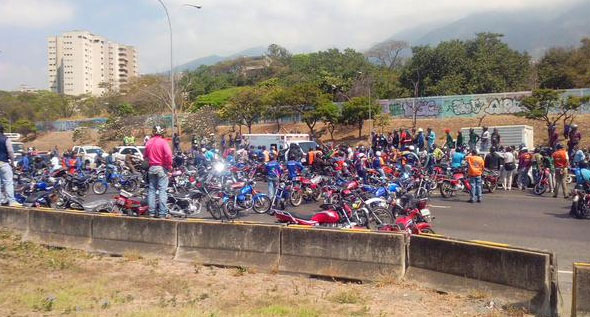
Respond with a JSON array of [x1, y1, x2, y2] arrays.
[[176, 1, 590, 72]]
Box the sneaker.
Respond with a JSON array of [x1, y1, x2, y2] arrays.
[[9, 202, 22, 207], [163, 214, 172, 219], [467, 199, 474, 203], [477, 199, 481, 203]]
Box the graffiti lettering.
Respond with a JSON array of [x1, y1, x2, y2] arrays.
[[448, 99, 484, 115], [485, 98, 522, 114], [388, 100, 441, 118]]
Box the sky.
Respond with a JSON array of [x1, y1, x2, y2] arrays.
[[0, 0, 583, 91]]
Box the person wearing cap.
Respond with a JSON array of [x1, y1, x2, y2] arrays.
[[415, 128, 425, 152], [145, 126, 173, 218], [552, 144, 569, 199], [466, 149, 484, 203], [0, 124, 19, 206]]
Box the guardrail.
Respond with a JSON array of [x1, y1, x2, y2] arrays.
[[0, 206, 557, 316], [573, 262, 590, 317]]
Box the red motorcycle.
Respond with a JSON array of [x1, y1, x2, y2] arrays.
[[295, 174, 323, 202], [113, 190, 149, 216], [379, 207, 434, 235], [483, 169, 499, 193], [533, 168, 551, 196], [439, 168, 472, 198], [275, 202, 358, 228]]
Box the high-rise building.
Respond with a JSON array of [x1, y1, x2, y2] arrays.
[[48, 30, 138, 96]]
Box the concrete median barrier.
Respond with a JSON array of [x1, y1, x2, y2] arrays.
[[573, 263, 590, 317], [407, 235, 554, 316], [27, 209, 93, 249], [176, 221, 281, 271], [0, 206, 29, 232], [279, 227, 406, 281], [90, 215, 178, 257]]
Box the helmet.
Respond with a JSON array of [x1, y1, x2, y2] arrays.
[[153, 125, 165, 135], [375, 151, 382, 157], [408, 145, 415, 151], [358, 153, 365, 158], [521, 147, 528, 152], [417, 128, 423, 132], [572, 124, 578, 129], [201, 148, 206, 153]]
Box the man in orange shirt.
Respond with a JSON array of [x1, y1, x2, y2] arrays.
[[466, 149, 485, 203], [551, 144, 569, 199]]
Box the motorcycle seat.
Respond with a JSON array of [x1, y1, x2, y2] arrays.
[[286, 211, 315, 221], [231, 182, 246, 189]]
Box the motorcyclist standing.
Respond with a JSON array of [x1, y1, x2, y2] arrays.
[[265, 154, 281, 199]]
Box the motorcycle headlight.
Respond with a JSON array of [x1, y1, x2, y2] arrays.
[[214, 162, 225, 173], [352, 202, 361, 209]]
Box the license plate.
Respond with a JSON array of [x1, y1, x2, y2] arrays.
[[117, 198, 126, 205]]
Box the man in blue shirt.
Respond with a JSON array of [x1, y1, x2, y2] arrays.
[[19, 152, 31, 175], [265, 154, 282, 199], [287, 159, 305, 180], [451, 147, 466, 169], [575, 161, 590, 187]]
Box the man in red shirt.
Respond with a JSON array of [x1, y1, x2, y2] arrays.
[[551, 144, 569, 199], [145, 126, 173, 218]]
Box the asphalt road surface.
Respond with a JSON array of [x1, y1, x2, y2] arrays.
[[85, 184, 588, 313]]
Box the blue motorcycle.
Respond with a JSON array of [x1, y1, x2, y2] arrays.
[[92, 167, 140, 195], [222, 180, 271, 218]]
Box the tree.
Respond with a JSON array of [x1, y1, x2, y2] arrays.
[[317, 103, 341, 141], [263, 86, 292, 132], [267, 44, 292, 64], [13, 119, 37, 136], [287, 83, 332, 138], [374, 113, 392, 133], [341, 97, 381, 138], [366, 39, 408, 70], [222, 87, 266, 133], [519, 89, 584, 141], [400, 33, 530, 96]]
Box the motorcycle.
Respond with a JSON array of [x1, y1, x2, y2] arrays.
[[483, 169, 499, 193], [439, 168, 472, 198], [533, 168, 551, 196], [222, 180, 271, 217], [113, 190, 149, 216], [166, 189, 205, 218], [295, 174, 323, 202], [92, 167, 140, 195], [570, 184, 590, 219], [56, 188, 114, 212]]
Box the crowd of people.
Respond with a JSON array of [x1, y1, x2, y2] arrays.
[[2, 121, 590, 218]]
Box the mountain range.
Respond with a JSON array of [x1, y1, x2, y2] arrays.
[[388, 1, 590, 58], [175, 2, 590, 72]]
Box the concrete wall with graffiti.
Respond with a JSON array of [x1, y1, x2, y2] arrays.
[[380, 88, 590, 119]]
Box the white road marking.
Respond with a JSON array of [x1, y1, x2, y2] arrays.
[[429, 205, 451, 209], [558, 270, 573, 274]]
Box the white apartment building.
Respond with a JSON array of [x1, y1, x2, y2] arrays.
[[48, 30, 138, 96]]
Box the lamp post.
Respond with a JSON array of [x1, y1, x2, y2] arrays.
[[156, 1, 201, 136]]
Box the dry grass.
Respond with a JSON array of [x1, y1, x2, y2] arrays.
[[0, 228, 518, 316]]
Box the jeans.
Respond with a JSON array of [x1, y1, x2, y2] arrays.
[[148, 166, 169, 217], [0, 162, 16, 205], [267, 177, 279, 199], [553, 167, 568, 198], [469, 176, 482, 201]]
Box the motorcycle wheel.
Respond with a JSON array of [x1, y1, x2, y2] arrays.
[[92, 182, 108, 195], [487, 181, 497, 193], [252, 196, 271, 214], [439, 181, 454, 198], [290, 190, 303, 207], [123, 179, 139, 193], [312, 188, 322, 202], [566, 174, 573, 184], [207, 199, 223, 220], [368, 208, 394, 230], [421, 228, 435, 234], [223, 201, 240, 219], [533, 183, 546, 196], [415, 187, 428, 199], [570, 201, 578, 217], [576, 201, 590, 219]]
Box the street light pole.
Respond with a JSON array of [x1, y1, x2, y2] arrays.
[[157, 0, 176, 135]]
